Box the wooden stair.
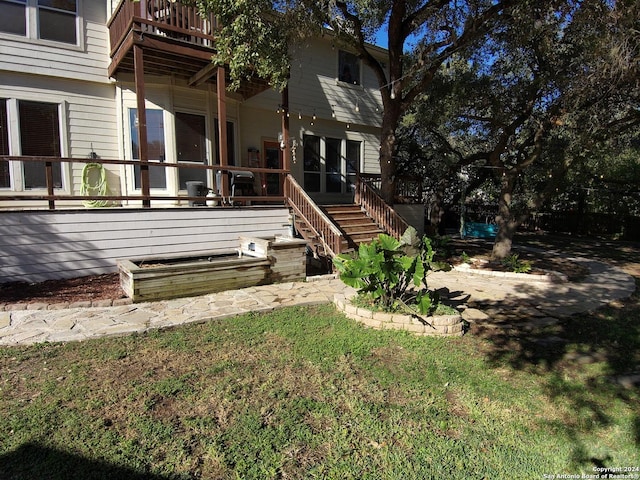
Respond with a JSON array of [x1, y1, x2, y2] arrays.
[[291, 216, 349, 256], [321, 204, 385, 249]]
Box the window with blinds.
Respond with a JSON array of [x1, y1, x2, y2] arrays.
[[0, 99, 10, 188], [18, 100, 63, 189]]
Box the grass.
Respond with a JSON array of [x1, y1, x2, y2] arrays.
[[1, 299, 639, 479]]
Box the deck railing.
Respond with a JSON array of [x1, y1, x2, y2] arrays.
[[355, 175, 410, 240], [284, 175, 344, 257], [108, 0, 217, 55], [0, 156, 287, 209], [359, 173, 423, 204]]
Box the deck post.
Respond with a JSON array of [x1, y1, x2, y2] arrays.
[[216, 65, 229, 198], [45, 160, 55, 210], [134, 44, 151, 208]]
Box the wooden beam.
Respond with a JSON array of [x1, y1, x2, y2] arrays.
[[134, 44, 151, 208], [134, 34, 215, 62], [216, 65, 229, 198], [189, 62, 217, 87], [108, 30, 135, 78]]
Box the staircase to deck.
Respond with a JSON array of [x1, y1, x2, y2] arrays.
[[284, 174, 410, 265], [320, 205, 385, 249]]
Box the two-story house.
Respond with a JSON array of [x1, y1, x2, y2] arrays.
[[0, 0, 409, 283]]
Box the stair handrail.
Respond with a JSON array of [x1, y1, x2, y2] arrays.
[[284, 175, 344, 257], [355, 175, 410, 240]]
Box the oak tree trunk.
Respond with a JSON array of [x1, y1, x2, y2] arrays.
[[491, 172, 519, 260]]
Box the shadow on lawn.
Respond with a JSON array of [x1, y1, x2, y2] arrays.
[[468, 234, 640, 471], [0, 443, 171, 480]]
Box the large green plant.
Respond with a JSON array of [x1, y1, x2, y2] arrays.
[[333, 227, 449, 316]]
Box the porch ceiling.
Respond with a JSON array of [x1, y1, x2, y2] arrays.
[[108, 30, 271, 100]]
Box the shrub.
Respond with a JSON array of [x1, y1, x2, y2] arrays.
[[333, 227, 450, 316], [501, 253, 532, 273]]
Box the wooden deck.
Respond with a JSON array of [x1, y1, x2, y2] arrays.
[[107, 0, 270, 99]]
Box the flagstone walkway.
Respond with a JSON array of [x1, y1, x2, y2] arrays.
[[0, 257, 635, 346]]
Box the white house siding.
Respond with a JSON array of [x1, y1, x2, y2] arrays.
[[242, 36, 384, 189], [0, 207, 291, 283], [0, 73, 119, 208], [0, 0, 110, 84], [246, 37, 384, 131]]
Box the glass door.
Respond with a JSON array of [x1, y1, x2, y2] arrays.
[[130, 108, 166, 189], [176, 112, 207, 190], [263, 140, 282, 195]]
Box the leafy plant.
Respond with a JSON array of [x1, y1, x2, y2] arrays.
[[501, 253, 532, 273], [460, 251, 471, 264], [333, 227, 450, 316]]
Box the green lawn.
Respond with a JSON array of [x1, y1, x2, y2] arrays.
[[1, 298, 638, 479]]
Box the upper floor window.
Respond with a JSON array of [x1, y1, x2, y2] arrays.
[[338, 50, 360, 86], [38, 0, 78, 44], [0, 0, 78, 45], [0, 0, 27, 36]]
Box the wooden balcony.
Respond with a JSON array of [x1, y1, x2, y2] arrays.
[[107, 0, 270, 99]]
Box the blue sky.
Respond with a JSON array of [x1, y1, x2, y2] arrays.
[[374, 28, 388, 48]]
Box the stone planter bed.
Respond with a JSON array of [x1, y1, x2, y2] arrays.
[[453, 262, 568, 283], [333, 292, 465, 337]]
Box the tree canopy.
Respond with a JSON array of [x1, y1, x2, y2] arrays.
[[396, 0, 639, 255], [194, 0, 639, 254]]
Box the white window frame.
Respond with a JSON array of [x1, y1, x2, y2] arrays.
[[303, 134, 362, 194], [0, 0, 83, 50], [1, 97, 71, 192], [124, 105, 171, 194]]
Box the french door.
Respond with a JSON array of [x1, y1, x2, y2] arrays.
[[176, 112, 208, 190]]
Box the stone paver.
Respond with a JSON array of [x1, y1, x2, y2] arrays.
[[0, 257, 635, 346]]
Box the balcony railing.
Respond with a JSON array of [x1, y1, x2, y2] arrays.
[[0, 156, 287, 210], [108, 0, 217, 55]]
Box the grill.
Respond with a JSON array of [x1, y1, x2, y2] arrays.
[[216, 170, 255, 197]]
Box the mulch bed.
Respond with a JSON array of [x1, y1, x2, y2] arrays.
[[0, 273, 126, 305]]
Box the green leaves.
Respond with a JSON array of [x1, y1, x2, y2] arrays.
[[333, 227, 448, 316]]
